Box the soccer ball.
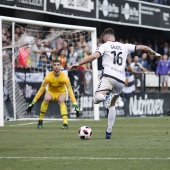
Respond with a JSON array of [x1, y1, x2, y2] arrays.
[[78, 126, 92, 139]]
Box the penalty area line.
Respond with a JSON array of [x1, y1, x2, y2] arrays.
[[8, 118, 93, 127], [9, 120, 54, 127], [0, 157, 170, 160]]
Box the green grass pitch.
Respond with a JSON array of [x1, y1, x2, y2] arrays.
[[0, 117, 170, 170]]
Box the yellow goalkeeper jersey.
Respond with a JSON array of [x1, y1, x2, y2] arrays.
[[33, 71, 76, 104]]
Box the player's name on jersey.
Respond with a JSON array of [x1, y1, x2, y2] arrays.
[[111, 45, 122, 50]]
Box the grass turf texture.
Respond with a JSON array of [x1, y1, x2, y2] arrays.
[[0, 117, 170, 170]]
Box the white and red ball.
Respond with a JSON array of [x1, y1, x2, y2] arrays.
[[78, 126, 92, 139]]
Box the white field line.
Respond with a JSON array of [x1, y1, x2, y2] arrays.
[[8, 118, 96, 127], [7, 116, 169, 127], [9, 120, 54, 127], [0, 156, 170, 160]]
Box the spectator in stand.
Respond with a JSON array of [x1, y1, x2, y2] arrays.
[[5, 30, 12, 46], [20, 27, 25, 37], [65, 33, 72, 46], [56, 36, 64, 51], [35, 32, 41, 41], [139, 52, 149, 69], [168, 48, 170, 59], [156, 54, 170, 92], [67, 46, 78, 68], [148, 55, 158, 72], [24, 30, 35, 47], [57, 49, 68, 70], [79, 34, 85, 44], [6, 38, 12, 46], [142, 0, 170, 5], [153, 0, 169, 5], [17, 43, 31, 68], [97, 38, 102, 47], [46, 28, 56, 48], [15, 27, 21, 37], [42, 40, 54, 61], [5, 30, 11, 40], [2, 41, 8, 58], [40, 40, 57, 69], [39, 32, 44, 40], [123, 63, 136, 94], [82, 41, 88, 48], [130, 55, 149, 90], [158, 42, 164, 55], [153, 40, 159, 53], [126, 55, 133, 66], [80, 45, 91, 70], [164, 41, 169, 55], [2, 28, 7, 42], [30, 40, 44, 68], [75, 41, 83, 62], [62, 40, 69, 58], [14, 34, 19, 42]]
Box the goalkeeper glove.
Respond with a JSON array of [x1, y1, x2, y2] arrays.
[[27, 101, 36, 113], [73, 104, 80, 118]]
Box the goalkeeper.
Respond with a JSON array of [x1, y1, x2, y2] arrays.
[[27, 60, 80, 129]]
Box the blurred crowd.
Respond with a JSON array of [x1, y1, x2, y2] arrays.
[[2, 26, 92, 71], [140, 0, 170, 5], [97, 35, 170, 71], [97, 35, 170, 92], [2, 25, 170, 92]]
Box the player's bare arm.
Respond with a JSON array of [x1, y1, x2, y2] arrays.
[[136, 45, 161, 59], [69, 52, 100, 70]]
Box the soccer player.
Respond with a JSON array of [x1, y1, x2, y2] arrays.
[[69, 28, 161, 139], [27, 60, 80, 129]]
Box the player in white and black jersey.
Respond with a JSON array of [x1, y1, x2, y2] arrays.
[[69, 28, 161, 139]]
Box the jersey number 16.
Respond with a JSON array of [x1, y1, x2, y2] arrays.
[[111, 51, 123, 66]]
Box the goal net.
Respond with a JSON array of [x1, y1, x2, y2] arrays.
[[0, 16, 99, 126]]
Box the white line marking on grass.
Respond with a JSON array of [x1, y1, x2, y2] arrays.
[[17, 118, 79, 121], [9, 119, 91, 126], [9, 120, 54, 127], [0, 157, 170, 160]]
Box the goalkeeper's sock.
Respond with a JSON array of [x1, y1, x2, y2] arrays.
[[39, 101, 49, 120], [107, 106, 116, 133], [60, 103, 68, 125]]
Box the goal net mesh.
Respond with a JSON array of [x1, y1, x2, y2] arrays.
[[2, 20, 103, 121]]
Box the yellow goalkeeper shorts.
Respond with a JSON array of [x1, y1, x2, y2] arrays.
[[46, 91, 67, 102]]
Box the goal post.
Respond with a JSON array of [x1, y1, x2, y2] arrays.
[[0, 16, 99, 126], [0, 18, 4, 126], [91, 30, 99, 121]]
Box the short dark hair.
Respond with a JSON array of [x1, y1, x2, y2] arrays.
[[52, 60, 62, 65], [102, 28, 115, 37], [59, 48, 65, 55]]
